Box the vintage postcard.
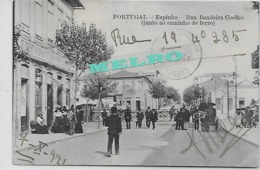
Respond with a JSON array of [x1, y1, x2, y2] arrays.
[[12, 0, 259, 167]]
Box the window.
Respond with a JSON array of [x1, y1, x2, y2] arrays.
[[47, 0, 55, 42], [135, 80, 141, 90], [239, 97, 245, 108], [126, 80, 132, 89], [57, 8, 63, 29], [21, 0, 30, 28], [35, 0, 43, 37]]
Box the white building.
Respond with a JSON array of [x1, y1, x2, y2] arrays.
[[13, 0, 84, 138]]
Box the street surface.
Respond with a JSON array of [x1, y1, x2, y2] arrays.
[[13, 122, 258, 167]]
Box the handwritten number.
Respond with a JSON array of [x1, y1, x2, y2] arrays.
[[222, 30, 229, 43], [162, 31, 168, 44], [56, 154, 61, 165], [50, 150, 55, 163], [212, 31, 220, 44], [232, 30, 239, 41], [171, 32, 177, 42], [192, 34, 200, 43], [62, 159, 67, 165]]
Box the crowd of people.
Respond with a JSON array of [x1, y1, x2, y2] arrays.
[[102, 106, 158, 130], [35, 105, 84, 135], [234, 106, 258, 128]]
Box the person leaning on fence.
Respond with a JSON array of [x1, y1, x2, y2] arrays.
[[151, 109, 158, 130], [102, 109, 108, 127], [105, 106, 122, 157], [145, 106, 152, 128], [136, 109, 144, 128]]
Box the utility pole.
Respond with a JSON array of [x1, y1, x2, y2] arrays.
[[227, 80, 229, 119]]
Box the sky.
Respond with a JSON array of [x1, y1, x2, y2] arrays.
[[74, 1, 259, 93]]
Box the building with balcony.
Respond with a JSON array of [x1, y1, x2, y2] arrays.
[[13, 0, 84, 135]]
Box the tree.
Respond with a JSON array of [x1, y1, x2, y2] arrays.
[[148, 79, 166, 108], [164, 86, 181, 105], [183, 85, 208, 106], [81, 73, 118, 101], [56, 22, 114, 106]]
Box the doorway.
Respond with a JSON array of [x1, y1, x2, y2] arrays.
[[47, 84, 53, 127], [20, 78, 29, 131]]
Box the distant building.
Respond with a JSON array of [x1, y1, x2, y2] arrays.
[[13, 0, 84, 134], [197, 73, 259, 117], [108, 70, 158, 110]]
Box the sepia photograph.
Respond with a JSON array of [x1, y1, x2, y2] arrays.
[[11, 0, 259, 167]]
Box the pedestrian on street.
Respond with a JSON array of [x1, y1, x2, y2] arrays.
[[67, 105, 77, 135], [61, 106, 69, 133], [75, 106, 83, 133], [178, 108, 186, 130], [169, 106, 175, 121], [175, 109, 180, 130], [105, 106, 122, 157], [136, 109, 144, 128], [151, 109, 158, 130], [234, 110, 243, 128], [145, 106, 152, 128], [124, 107, 132, 129], [245, 107, 253, 128], [193, 108, 200, 130], [183, 105, 191, 129], [102, 108, 108, 127]]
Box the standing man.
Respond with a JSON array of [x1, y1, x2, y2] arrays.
[[151, 109, 158, 130], [102, 109, 108, 127], [136, 109, 144, 128], [145, 106, 152, 128], [124, 107, 132, 129], [178, 108, 185, 130], [105, 106, 122, 157], [193, 108, 200, 130], [169, 106, 175, 121]]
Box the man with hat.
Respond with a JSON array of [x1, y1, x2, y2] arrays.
[[105, 106, 122, 157]]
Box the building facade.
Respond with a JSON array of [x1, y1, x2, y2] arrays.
[[197, 73, 259, 118], [13, 0, 84, 138], [108, 70, 158, 110]]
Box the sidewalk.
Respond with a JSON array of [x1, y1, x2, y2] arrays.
[[14, 122, 107, 151], [218, 117, 259, 146]]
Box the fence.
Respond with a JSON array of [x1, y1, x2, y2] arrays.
[[90, 110, 172, 122]]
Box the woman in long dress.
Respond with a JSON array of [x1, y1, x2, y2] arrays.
[[75, 107, 83, 133], [51, 107, 63, 133], [68, 106, 77, 135]]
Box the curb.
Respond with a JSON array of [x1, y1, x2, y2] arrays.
[[218, 121, 259, 148], [15, 127, 107, 152]]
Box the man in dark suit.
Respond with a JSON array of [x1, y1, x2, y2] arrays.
[[124, 107, 132, 129], [151, 109, 158, 130], [145, 106, 152, 128], [105, 106, 122, 157], [136, 109, 144, 128], [101, 109, 108, 126]]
